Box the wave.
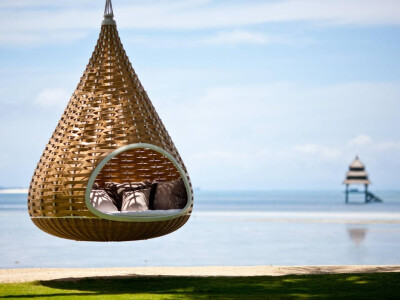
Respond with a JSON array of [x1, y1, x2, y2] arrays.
[[0, 189, 28, 194], [194, 211, 400, 223]]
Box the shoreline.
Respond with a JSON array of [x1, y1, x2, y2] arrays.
[[1, 265, 399, 283], [0, 189, 28, 194]]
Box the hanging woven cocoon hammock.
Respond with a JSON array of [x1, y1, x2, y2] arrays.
[[27, 0, 193, 242]]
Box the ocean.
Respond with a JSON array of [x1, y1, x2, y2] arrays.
[[1, 190, 400, 269]]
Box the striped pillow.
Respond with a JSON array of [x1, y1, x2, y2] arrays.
[[121, 189, 151, 212], [90, 189, 119, 213], [105, 181, 151, 210]]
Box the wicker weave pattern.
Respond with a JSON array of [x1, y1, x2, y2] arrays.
[[31, 215, 190, 242], [27, 21, 192, 240], [95, 148, 181, 185]]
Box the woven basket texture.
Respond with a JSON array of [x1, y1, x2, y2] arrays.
[[27, 22, 192, 241]]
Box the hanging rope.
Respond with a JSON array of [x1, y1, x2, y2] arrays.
[[104, 0, 114, 17]]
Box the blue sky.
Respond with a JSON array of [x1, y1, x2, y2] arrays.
[[0, 0, 399, 190]]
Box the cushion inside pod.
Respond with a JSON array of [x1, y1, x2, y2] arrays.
[[90, 189, 119, 213], [93, 179, 187, 213], [153, 178, 188, 210], [121, 189, 151, 212], [110, 209, 182, 216], [105, 181, 151, 210]]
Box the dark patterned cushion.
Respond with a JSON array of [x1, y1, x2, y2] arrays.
[[121, 189, 151, 212], [90, 189, 119, 213], [104, 181, 151, 210], [103, 182, 121, 209], [153, 178, 188, 210]]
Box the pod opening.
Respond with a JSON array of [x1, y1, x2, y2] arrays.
[[85, 143, 191, 221]]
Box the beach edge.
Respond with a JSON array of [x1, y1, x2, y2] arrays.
[[1, 265, 400, 283]]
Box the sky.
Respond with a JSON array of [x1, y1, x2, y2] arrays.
[[0, 0, 399, 190]]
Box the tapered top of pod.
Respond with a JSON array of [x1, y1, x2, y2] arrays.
[[104, 0, 114, 17], [102, 0, 116, 25], [28, 0, 192, 222]]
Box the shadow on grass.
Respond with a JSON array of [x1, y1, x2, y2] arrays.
[[1, 273, 400, 299]]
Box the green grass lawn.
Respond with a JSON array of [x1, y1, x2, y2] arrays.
[[1, 273, 399, 299]]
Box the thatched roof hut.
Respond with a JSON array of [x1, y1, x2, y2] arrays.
[[343, 156, 370, 185]]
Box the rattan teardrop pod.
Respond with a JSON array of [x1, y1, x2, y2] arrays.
[[27, 3, 193, 242]]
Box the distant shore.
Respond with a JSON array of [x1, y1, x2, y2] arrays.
[[0, 189, 28, 194], [1, 265, 400, 283]]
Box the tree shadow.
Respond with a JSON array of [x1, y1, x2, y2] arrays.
[[1, 273, 400, 299]]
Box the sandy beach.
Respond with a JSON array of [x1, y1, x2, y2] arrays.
[[1, 265, 399, 283]]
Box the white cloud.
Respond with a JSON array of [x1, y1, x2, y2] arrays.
[[203, 30, 269, 45], [34, 88, 70, 107], [348, 134, 372, 146], [109, 0, 400, 29], [157, 81, 400, 140], [0, 0, 97, 8], [292, 144, 342, 160], [149, 80, 400, 189], [4, 71, 400, 188], [189, 144, 343, 168], [184, 134, 400, 189], [1, 0, 400, 46], [128, 30, 315, 48], [375, 142, 400, 151], [347, 135, 400, 152], [0, 30, 88, 47]]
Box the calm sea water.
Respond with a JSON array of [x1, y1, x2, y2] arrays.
[[1, 190, 400, 269]]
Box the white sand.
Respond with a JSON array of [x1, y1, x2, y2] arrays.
[[1, 265, 399, 283]]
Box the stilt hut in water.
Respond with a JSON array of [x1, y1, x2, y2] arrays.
[[343, 156, 382, 204]]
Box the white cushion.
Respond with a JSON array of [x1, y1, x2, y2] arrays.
[[121, 188, 150, 212], [90, 189, 119, 213], [110, 209, 182, 217], [104, 181, 151, 210]]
